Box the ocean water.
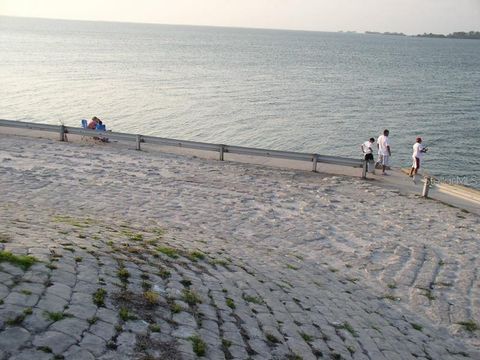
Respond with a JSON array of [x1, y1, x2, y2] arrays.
[[1, 16, 479, 187]]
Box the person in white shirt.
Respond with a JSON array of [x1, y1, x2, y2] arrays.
[[408, 137, 428, 182], [376, 129, 391, 175], [360, 137, 375, 173]]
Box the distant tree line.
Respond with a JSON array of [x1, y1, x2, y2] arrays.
[[364, 30, 480, 40], [417, 31, 480, 39]]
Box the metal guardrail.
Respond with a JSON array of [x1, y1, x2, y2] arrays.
[[0, 119, 367, 177], [422, 176, 480, 205]]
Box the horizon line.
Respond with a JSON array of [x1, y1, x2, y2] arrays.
[[2, 14, 478, 37], [0, 14, 449, 37]]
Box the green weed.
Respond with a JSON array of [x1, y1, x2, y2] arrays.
[[156, 246, 178, 258], [149, 323, 161, 332], [182, 289, 202, 306], [458, 321, 479, 332], [411, 323, 423, 332], [44, 311, 69, 322], [243, 295, 264, 305], [0, 250, 37, 270], [6, 314, 25, 325], [335, 322, 358, 337], [188, 251, 205, 261], [189, 335, 206, 357], [300, 332, 313, 342], [92, 288, 107, 307], [143, 291, 159, 306], [226, 298, 235, 309], [117, 268, 130, 282], [170, 302, 183, 314], [119, 307, 136, 321]]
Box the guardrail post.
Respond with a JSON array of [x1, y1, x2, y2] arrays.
[[136, 135, 142, 151], [422, 176, 431, 198], [312, 154, 318, 172], [219, 144, 225, 161], [361, 160, 368, 179], [60, 125, 66, 142]]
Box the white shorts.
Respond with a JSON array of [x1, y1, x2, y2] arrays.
[[379, 155, 389, 166], [412, 156, 420, 169]]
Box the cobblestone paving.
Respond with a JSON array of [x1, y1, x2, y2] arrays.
[[0, 136, 479, 359], [0, 211, 477, 360]]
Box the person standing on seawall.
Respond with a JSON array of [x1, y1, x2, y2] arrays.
[[376, 129, 391, 175], [361, 137, 376, 174], [408, 137, 428, 184]]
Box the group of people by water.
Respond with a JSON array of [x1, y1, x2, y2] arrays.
[[84, 119, 428, 181], [361, 129, 428, 182]]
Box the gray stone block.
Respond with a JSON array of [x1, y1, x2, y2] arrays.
[[89, 320, 116, 341], [79, 332, 107, 357], [124, 319, 149, 335], [22, 308, 53, 333], [66, 304, 97, 320], [32, 330, 76, 354], [96, 308, 118, 325], [50, 317, 89, 341], [4, 292, 39, 307], [64, 346, 96, 360], [0, 327, 31, 352], [9, 349, 53, 360], [46, 283, 72, 300], [36, 294, 68, 313]]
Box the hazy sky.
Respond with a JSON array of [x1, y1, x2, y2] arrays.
[[1, 0, 479, 34]]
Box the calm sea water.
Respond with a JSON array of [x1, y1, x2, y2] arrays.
[[1, 16, 479, 187]]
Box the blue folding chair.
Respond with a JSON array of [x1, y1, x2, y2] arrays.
[[95, 123, 109, 142]]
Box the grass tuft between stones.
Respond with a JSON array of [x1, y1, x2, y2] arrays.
[[158, 268, 171, 279], [119, 307, 136, 321], [170, 302, 183, 314], [335, 322, 358, 337], [285, 354, 303, 360], [300, 332, 313, 342], [458, 320, 479, 332], [0, 250, 37, 270], [143, 291, 159, 306], [88, 316, 99, 325], [265, 333, 280, 344], [411, 323, 423, 332], [243, 294, 264, 305], [156, 246, 179, 258], [221, 339, 232, 348], [226, 298, 235, 309], [149, 323, 161, 332], [44, 311, 70, 322], [37, 346, 53, 353], [188, 251, 205, 261], [189, 335, 206, 357], [6, 314, 25, 326], [93, 288, 107, 307], [182, 289, 202, 306], [23, 307, 33, 315], [117, 268, 130, 282]]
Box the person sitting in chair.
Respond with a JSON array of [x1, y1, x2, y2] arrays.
[[86, 116, 109, 142], [87, 116, 101, 129]]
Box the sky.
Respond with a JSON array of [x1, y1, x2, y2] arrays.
[[0, 0, 479, 34]]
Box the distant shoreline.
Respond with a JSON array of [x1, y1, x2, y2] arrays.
[[364, 30, 480, 40]]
